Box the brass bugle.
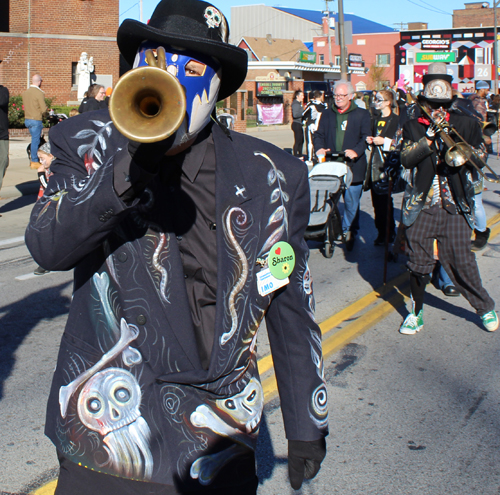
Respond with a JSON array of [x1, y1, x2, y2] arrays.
[[409, 92, 500, 183], [109, 66, 186, 143]]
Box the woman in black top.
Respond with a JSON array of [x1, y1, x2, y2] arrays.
[[366, 90, 400, 245], [291, 90, 304, 157], [78, 84, 107, 113]]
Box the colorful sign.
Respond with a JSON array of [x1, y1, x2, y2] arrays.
[[256, 81, 286, 97], [256, 104, 284, 125], [475, 64, 492, 80], [416, 52, 456, 63], [421, 39, 451, 50], [299, 51, 317, 64]]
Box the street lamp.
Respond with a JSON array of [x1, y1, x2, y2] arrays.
[[494, 0, 499, 94]]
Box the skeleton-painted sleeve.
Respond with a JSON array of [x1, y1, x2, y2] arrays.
[[25, 111, 135, 271], [265, 165, 329, 442]]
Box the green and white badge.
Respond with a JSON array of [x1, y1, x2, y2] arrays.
[[268, 241, 295, 280]]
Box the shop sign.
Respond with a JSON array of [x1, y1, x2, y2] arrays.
[[299, 51, 317, 64], [348, 53, 364, 67], [416, 52, 456, 63], [421, 39, 451, 50], [256, 81, 287, 97]]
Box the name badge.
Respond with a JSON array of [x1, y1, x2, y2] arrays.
[[257, 268, 289, 296]]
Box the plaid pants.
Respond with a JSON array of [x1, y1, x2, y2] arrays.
[[406, 206, 494, 315]]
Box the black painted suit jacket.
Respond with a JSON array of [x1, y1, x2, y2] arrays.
[[25, 109, 328, 490]]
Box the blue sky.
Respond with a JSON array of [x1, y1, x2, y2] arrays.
[[119, 0, 465, 32]]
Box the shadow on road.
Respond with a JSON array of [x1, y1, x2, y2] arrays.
[[0, 194, 37, 214], [0, 281, 71, 400]]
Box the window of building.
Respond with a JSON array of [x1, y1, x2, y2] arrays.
[[407, 50, 414, 65], [334, 55, 340, 65], [248, 90, 253, 108], [72, 62, 78, 87], [319, 54, 324, 64], [376, 54, 390, 66], [0, 0, 8, 32], [476, 48, 484, 64], [357, 39, 366, 45]]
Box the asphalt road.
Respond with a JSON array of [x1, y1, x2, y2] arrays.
[[1, 133, 500, 494]]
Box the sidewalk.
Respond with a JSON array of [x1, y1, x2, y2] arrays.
[[1, 137, 40, 199]]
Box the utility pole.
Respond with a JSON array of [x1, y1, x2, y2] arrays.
[[324, 1, 333, 67], [337, 0, 348, 79], [494, 1, 499, 94], [140, 0, 143, 22]]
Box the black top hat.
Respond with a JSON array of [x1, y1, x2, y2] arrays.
[[117, 0, 248, 101]]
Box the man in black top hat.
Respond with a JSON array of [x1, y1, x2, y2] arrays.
[[25, 1, 327, 493], [398, 62, 498, 335]]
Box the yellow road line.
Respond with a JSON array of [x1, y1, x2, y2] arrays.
[[32, 480, 57, 495], [263, 286, 410, 401]]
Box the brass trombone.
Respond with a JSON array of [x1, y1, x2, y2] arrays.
[[410, 92, 500, 183], [109, 65, 186, 143]]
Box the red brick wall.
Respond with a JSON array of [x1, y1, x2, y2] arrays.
[[10, 0, 118, 37], [1, 0, 120, 106], [453, 5, 495, 28]]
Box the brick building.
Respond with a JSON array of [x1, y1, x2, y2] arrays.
[[0, 0, 120, 106], [453, 2, 496, 28]]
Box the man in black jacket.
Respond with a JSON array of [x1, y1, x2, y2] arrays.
[[399, 63, 497, 335], [0, 76, 8, 197], [314, 80, 371, 250], [25, 1, 327, 493]]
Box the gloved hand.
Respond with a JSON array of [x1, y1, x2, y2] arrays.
[[288, 438, 326, 490], [425, 122, 440, 141]]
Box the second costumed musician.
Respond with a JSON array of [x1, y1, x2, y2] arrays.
[[398, 62, 498, 335]]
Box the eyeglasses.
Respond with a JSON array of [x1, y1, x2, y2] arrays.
[[334, 94, 349, 99]]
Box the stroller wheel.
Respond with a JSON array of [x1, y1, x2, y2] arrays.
[[324, 217, 335, 258]]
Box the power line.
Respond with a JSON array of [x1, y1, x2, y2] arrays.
[[406, 0, 452, 17], [119, 2, 139, 18]]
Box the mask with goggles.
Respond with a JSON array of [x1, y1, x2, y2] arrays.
[[134, 41, 221, 145]]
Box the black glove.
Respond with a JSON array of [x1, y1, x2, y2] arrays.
[[288, 438, 326, 490]]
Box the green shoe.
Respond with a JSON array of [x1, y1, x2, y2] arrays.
[[481, 310, 499, 332], [399, 310, 424, 335]]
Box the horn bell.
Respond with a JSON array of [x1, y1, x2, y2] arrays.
[[109, 66, 186, 143]]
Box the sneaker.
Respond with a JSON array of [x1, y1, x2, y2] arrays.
[[481, 310, 499, 332], [399, 310, 424, 335], [34, 265, 50, 275]]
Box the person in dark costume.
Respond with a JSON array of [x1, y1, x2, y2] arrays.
[[25, 1, 328, 493], [398, 63, 498, 335]]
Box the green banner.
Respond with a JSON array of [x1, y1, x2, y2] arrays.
[[299, 51, 317, 64], [416, 52, 456, 63]]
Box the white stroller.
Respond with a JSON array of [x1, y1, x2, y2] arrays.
[[305, 156, 353, 258]]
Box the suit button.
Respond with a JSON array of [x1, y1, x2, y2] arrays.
[[184, 274, 188, 279], [99, 215, 106, 222], [117, 252, 127, 263], [177, 235, 182, 241], [136, 314, 147, 325]]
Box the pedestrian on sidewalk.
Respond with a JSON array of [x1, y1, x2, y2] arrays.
[[398, 62, 498, 335], [0, 79, 8, 198], [291, 89, 304, 157], [78, 84, 107, 113], [22, 74, 48, 170]]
